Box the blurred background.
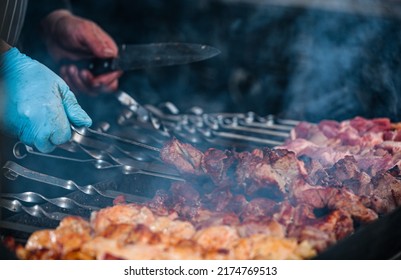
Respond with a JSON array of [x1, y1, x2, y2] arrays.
[[18, 0, 401, 123]]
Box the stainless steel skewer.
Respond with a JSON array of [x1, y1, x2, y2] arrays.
[[1, 192, 100, 211], [2, 161, 151, 203], [0, 198, 69, 221]]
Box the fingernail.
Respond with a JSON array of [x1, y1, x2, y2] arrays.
[[69, 66, 76, 74], [103, 48, 114, 56]]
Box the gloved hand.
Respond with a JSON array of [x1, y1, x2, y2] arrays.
[[0, 47, 92, 153], [41, 10, 123, 96]]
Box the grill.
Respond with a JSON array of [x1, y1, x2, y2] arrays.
[[0, 99, 295, 247], [1, 97, 401, 260]]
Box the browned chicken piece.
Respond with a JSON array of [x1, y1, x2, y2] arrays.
[[233, 235, 316, 260], [17, 203, 316, 260], [236, 219, 285, 238], [192, 225, 240, 251], [150, 217, 196, 243], [91, 204, 155, 234], [18, 216, 92, 260], [82, 237, 166, 260], [83, 236, 232, 260], [100, 224, 162, 245], [287, 225, 335, 253]]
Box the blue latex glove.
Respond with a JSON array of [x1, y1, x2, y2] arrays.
[[0, 47, 92, 152]]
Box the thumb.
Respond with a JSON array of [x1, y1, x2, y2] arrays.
[[59, 86, 92, 127], [81, 22, 118, 58]]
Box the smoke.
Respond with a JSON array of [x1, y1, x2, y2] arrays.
[[280, 4, 401, 122], [16, 0, 401, 123]]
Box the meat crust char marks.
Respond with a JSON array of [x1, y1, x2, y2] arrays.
[[159, 117, 401, 254], [16, 117, 401, 259]]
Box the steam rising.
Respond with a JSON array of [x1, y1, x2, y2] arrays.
[[21, 0, 401, 122]]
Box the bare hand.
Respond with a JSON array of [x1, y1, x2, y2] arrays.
[[42, 10, 123, 95]]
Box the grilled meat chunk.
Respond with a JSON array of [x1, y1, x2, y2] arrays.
[[17, 117, 401, 260], [202, 148, 236, 187], [160, 138, 205, 176], [366, 171, 401, 214], [18, 204, 315, 260], [235, 148, 299, 199]]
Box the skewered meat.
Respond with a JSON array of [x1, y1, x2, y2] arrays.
[[16, 204, 316, 260], [14, 116, 401, 259], [157, 116, 401, 254], [202, 148, 236, 187], [160, 138, 205, 176]]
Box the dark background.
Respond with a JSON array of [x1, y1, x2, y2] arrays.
[[19, 0, 401, 123], [3, 0, 401, 259]]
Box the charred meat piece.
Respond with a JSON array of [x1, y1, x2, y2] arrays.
[[145, 189, 172, 216], [160, 138, 205, 176], [273, 201, 316, 228], [235, 149, 287, 198], [280, 139, 351, 168], [203, 187, 233, 212], [267, 148, 302, 186], [290, 178, 378, 223], [326, 155, 360, 182], [298, 155, 338, 186], [201, 148, 236, 187], [341, 171, 372, 196], [226, 194, 249, 213], [169, 181, 201, 220], [365, 171, 401, 215], [287, 210, 353, 253], [235, 148, 300, 199], [239, 198, 278, 221], [310, 210, 354, 241]]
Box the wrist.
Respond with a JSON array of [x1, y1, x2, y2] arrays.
[[1, 47, 19, 68], [1, 47, 31, 73]]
